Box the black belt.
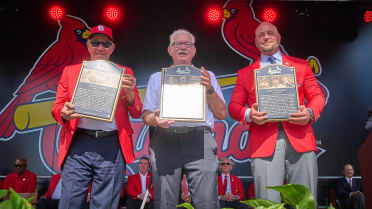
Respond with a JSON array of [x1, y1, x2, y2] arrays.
[[155, 126, 211, 134], [77, 128, 118, 138]]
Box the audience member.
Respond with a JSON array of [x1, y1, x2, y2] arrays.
[[126, 157, 154, 209], [36, 173, 61, 209], [218, 158, 249, 209], [336, 164, 365, 209], [3, 157, 36, 194]]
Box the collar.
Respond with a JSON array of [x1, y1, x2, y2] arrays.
[[140, 172, 148, 177], [261, 50, 282, 64]]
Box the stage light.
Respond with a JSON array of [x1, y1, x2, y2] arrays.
[[105, 6, 120, 22], [263, 8, 277, 22], [49, 6, 64, 20], [207, 8, 222, 23], [364, 10, 372, 23]]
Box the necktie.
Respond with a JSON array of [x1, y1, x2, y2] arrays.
[[268, 56, 275, 64], [349, 179, 352, 188], [223, 175, 228, 194]]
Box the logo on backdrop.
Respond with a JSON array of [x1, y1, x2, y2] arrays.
[[0, 1, 329, 175]]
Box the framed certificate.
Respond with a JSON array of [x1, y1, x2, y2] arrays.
[[159, 65, 206, 122], [71, 60, 125, 122], [254, 64, 299, 121]]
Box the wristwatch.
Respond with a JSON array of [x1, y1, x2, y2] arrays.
[[207, 86, 214, 94], [307, 108, 314, 122]]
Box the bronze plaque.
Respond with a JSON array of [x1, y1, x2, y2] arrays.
[[160, 65, 206, 122], [254, 64, 299, 121], [71, 60, 125, 122]]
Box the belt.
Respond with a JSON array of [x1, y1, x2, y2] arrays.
[[155, 126, 211, 134], [76, 128, 118, 138]]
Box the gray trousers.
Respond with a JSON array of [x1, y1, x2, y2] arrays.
[[59, 133, 126, 209], [251, 128, 318, 206], [149, 128, 220, 209]]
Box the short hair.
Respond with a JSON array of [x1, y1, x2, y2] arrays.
[[169, 29, 196, 46], [218, 158, 235, 166], [139, 156, 150, 163], [16, 157, 27, 165]]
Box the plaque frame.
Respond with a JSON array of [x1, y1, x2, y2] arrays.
[[159, 64, 206, 122], [254, 64, 300, 122], [71, 59, 125, 122]]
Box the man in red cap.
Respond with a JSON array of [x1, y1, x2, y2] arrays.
[[52, 25, 142, 209]]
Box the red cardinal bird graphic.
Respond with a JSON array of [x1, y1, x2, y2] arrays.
[[0, 15, 90, 139], [222, 0, 287, 62]]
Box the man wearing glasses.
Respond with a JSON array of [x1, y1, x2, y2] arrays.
[[3, 157, 36, 194], [142, 29, 227, 209], [52, 25, 142, 209], [218, 158, 249, 209]]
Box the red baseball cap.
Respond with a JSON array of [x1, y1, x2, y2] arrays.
[[88, 25, 113, 40]]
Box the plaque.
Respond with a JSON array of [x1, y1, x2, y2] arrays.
[[160, 65, 206, 122], [71, 60, 125, 122], [254, 64, 299, 121]]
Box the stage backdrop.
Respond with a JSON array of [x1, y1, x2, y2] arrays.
[[1, 0, 371, 185]]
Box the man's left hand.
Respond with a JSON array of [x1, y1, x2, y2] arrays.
[[200, 67, 212, 90], [121, 74, 136, 105], [289, 105, 310, 125]]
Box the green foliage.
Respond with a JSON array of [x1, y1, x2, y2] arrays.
[[0, 188, 35, 209], [267, 184, 315, 209], [176, 202, 194, 209], [241, 184, 315, 209], [328, 203, 335, 209]]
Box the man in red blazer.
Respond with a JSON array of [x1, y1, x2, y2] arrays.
[[51, 25, 143, 209], [229, 22, 325, 205], [36, 174, 61, 209], [3, 158, 36, 194], [126, 157, 154, 209], [218, 158, 249, 209]]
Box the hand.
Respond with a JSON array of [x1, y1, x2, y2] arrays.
[[146, 197, 150, 203], [250, 103, 268, 125], [200, 67, 212, 90], [61, 102, 81, 120], [288, 105, 310, 125], [86, 193, 91, 203], [153, 109, 175, 128], [181, 194, 191, 203], [121, 73, 136, 105], [223, 194, 235, 202], [138, 194, 145, 200]]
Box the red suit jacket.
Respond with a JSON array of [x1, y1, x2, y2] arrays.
[[218, 174, 245, 200], [126, 173, 154, 199], [229, 54, 325, 159], [42, 174, 61, 199], [52, 63, 143, 166], [3, 170, 36, 193]]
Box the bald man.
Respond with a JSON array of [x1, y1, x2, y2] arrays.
[[3, 158, 36, 193], [229, 22, 325, 206]]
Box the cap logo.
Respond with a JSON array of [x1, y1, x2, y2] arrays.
[[98, 25, 104, 31]]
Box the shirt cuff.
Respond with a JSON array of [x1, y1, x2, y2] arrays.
[[245, 108, 252, 122]]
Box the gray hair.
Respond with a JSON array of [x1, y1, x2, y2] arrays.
[[169, 29, 196, 46]]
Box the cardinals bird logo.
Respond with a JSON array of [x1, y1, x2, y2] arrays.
[[0, 15, 90, 171]]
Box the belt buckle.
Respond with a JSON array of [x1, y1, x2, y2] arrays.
[[95, 130, 105, 138], [175, 127, 189, 134]]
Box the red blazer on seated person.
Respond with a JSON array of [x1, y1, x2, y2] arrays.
[[228, 54, 325, 158], [126, 173, 154, 199], [3, 170, 36, 193], [218, 174, 245, 200], [42, 174, 61, 199]]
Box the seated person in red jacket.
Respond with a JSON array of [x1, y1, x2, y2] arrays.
[[3, 157, 36, 195], [36, 173, 61, 209], [0, 179, 3, 189], [126, 156, 154, 209], [218, 158, 249, 209]]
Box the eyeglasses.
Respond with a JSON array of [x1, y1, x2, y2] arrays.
[[90, 40, 113, 48], [14, 164, 25, 168], [221, 163, 231, 166], [171, 41, 194, 48]]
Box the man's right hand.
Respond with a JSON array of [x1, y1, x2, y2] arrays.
[[250, 103, 268, 125], [61, 102, 81, 121], [153, 109, 175, 128]]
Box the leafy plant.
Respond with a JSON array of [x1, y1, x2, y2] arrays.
[[176, 202, 234, 209], [242, 184, 335, 209], [0, 188, 35, 209]]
